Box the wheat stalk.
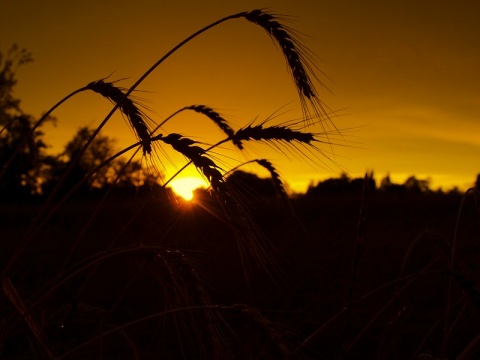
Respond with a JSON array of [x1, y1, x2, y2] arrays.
[[4, 246, 183, 336], [224, 304, 291, 358], [2, 277, 54, 359], [244, 12, 315, 100], [53, 302, 289, 360], [151, 249, 231, 359]]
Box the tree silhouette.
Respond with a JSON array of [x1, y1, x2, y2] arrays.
[[306, 172, 375, 196], [0, 45, 51, 200], [379, 174, 432, 194], [42, 126, 161, 198], [42, 126, 115, 196], [225, 170, 277, 198], [404, 175, 431, 193]]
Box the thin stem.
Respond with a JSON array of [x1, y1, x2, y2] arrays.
[[61, 147, 142, 270], [121, 12, 247, 102], [5, 246, 170, 337], [442, 188, 476, 356], [55, 304, 238, 360], [343, 174, 370, 346], [292, 258, 443, 356], [343, 258, 441, 356]]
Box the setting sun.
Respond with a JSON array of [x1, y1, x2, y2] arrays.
[[169, 176, 208, 201]]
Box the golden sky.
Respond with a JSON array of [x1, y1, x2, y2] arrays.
[[2, 0, 479, 192]]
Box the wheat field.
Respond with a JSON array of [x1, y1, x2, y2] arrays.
[[1, 8, 480, 360]]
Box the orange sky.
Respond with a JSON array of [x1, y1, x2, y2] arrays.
[[2, 0, 479, 192]]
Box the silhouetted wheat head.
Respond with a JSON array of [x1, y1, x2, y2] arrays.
[[155, 133, 226, 193], [86, 79, 153, 155], [255, 159, 288, 199], [185, 105, 242, 149], [244, 10, 322, 113], [232, 122, 315, 144]]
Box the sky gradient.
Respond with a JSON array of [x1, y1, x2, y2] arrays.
[[2, 0, 479, 192]]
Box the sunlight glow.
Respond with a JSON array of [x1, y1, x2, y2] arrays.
[[169, 176, 208, 201]]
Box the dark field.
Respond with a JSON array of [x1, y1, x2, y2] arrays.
[[2, 184, 480, 359]]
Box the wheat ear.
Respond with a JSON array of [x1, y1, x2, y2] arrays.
[[255, 159, 288, 198], [86, 79, 152, 155], [154, 133, 225, 193], [231, 122, 315, 144], [244, 10, 328, 119]]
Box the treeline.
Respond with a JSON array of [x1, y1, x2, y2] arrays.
[[1, 46, 478, 204], [305, 172, 478, 197]]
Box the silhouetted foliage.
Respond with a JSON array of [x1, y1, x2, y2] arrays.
[[306, 172, 376, 196], [379, 174, 432, 194], [41, 126, 165, 199], [225, 170, 277, 198], [42, 126, 118, 197], [475, 174, 480, 192], [0, 45, 51, 201], [404, 175, 431, 193]]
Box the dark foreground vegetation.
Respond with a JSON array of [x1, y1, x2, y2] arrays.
[[2, 12, 480, 359], [2, 175, 480, 359]]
